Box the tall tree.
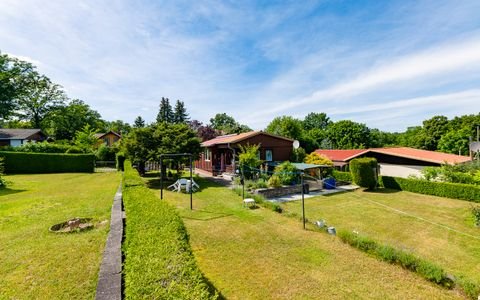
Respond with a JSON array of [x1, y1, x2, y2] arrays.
[[303, 112, 331, 131], [265, 116, 304, 140], [0, 52, 35, 120], [421, 115, 450, 150], [156, 97, 173, 123], [326, 120, 370, 149], [133, 116, 145, 128], [17, 73, 66, 128], [173, 100, 189, 123], [43, 99, 105, 140], [209, 113, 250, 134], [107, 120, 131, 135], [438, 128, 471, 155]]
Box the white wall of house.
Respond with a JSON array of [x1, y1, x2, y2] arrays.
[[10, 139, 23, 147], [378, 163, 425, 178]]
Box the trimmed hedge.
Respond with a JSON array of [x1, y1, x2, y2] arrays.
[[332, 170, 352, 182], [0, 151, 94, 173], [380, 176, 480, 202], [123, 161, 218, 299], [116, 152, 125, 171], [337, 230, 454, 288], [350, 157, 378, 189]]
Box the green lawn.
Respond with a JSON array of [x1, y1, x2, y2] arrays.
[[145, 175, 463, 299], [0, 172, 120, 299], [280, 188, 480, 283]]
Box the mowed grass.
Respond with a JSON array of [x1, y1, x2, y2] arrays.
[[280, 188, 480, 283], [145, 174, 463, 299], [0, 172, 120, 299]]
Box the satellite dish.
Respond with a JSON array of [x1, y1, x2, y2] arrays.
[[293, 140, 300, 149]]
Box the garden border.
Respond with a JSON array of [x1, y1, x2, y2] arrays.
[[95, 184, 124, 300]]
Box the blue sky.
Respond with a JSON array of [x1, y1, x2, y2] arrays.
[[1, 0, 479, 132]]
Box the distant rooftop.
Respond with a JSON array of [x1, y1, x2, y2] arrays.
[[0, 128, 45, 140]]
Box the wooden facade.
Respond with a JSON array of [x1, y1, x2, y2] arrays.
[[195, 131, 293, 175]]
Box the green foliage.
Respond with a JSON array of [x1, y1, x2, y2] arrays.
[[156, 97, 174, 123], [116, 152, 126, 171], [337, 230, 454, 288], [326, 120, 370, 149], [274, 161, 299, 185], [421, 163, 480, 185], [209, 113, 250, 134], [438, 127, 471, 155], [304, 152, 333, 166], [265, 115, 303, 140], [0, 151, 94, 173], [95, 144, 116, 161], [74, 124, 98, 151], [471, 205, 480, 226], [133, 115, 145, 128], [349, 158, 378, 189], [421, 115, 450, 150], [380, 176, 480, 202], [173, 100, 189, 124], [43, 99, 106, 140], [268, 175, 282, 188], [0, 157, 6, 188], [456, 276, 480, 299], [290, 147, 306, 163], [238, 144, 262, 179], [122, 162, 218, 299], [332, 170, 352, 182], [303, 112, 330, 131], [1, 141, 84, 154]]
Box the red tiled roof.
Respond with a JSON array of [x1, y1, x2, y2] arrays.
[[314, 149, 367, 162], [368, 147, 471, 165], [201, 131, 293, 147], [315, 147, 471, 165]]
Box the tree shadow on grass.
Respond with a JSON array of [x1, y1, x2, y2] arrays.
[[363, 188, 401, 194], [0, 188, 27, 197]]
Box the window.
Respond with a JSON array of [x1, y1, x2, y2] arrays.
[[257, 150, 261, 160], [205, 149, 211, 161], [265, 149, 273, 161]]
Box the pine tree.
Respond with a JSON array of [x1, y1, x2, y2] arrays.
[[133, 116, 145, 128], [156, 97, 173, 123], [173, 100, 189, 124]]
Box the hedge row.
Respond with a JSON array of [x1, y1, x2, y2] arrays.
[[122, 161, 218, 299], [338, 230, 480, 298], [380, 176, 480, 202], [0, 151, 94, 173], [332, 170, 352, 182]]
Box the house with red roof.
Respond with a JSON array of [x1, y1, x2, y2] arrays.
[[196, 131, 293, 175], [315, 147, 471, 178]]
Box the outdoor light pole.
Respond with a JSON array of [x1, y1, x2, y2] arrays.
[[189, 154, 193, 210], [160, 157, 163, 200], [301, 172, 305, 230]]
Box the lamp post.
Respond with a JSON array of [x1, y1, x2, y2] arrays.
[[301, 171, 305, 230]]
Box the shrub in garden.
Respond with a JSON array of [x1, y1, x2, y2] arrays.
[[0, 157, 6, 188], [274, 161, 299, 185], [116, 152, 126, 171], [0, 151, 94, 173], [332, 170, 352, 182], [268, 175, 282, 188], [349, 157, 378, 189], [472, 205, 480, 227], [238, 143, 262, 179], [95, 144, 117, 161], [290, 147, 306, 163], [304, 152, 333, 166]]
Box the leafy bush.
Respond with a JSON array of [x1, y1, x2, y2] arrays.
[[332, 170, 352, 182], [349, 157, 378, 189], [0, 157, 6, 188], [304, 152, 333, 166], [95, 144, 117, 161], [116, 152, 126, 171], [337, 230, 453, 288], [472, 205, 480, 226], [238, 143, 262, 179], [380, 176, 480, 202], [274, 161, 299, 185], [421, 163, 480, 185], [2, 141, 85, 154], [268, 175, 282, 188], [0, 151, 94, 174], [123, 161, 218, 299], [290, 147, 306, 163]]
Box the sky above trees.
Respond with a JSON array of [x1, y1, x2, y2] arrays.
[[0, 0, 479, 132]]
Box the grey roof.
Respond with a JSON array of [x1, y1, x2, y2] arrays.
[[0, 128, 45, 140], [291, 163, 333, 170]]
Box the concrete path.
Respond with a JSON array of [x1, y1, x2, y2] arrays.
[[267, 185, 359, 203], [195, 169, 233, 187]]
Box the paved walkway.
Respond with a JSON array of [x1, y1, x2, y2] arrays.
[[267, 185, 359, 203], [195, 169, 233, 187]]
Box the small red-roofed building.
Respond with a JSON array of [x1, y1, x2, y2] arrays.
[[315, 147, 471, 178], [196, 131, 294, 175]]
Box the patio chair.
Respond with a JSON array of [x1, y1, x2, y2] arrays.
[[167, 180, 180, 191]]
